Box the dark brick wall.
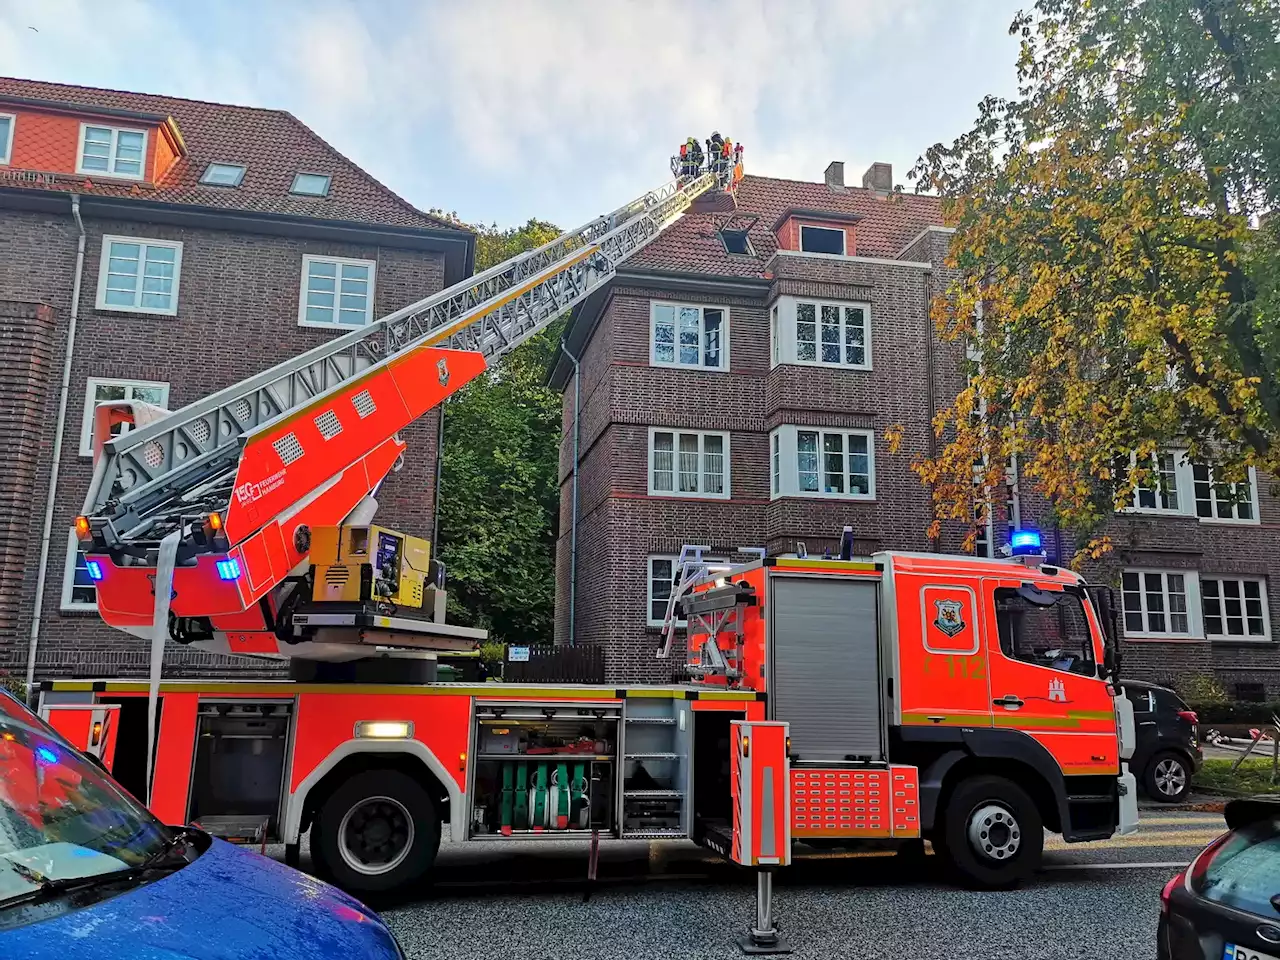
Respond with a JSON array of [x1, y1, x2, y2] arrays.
[[0, 206, 446, 681], [555, 223, 1280, 691]]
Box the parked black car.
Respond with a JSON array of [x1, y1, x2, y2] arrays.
[[1121, 680, 1203, 803], [1158, 795, 1280, 960]]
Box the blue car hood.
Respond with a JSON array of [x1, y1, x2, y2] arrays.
[[2, 839, 398, 960]]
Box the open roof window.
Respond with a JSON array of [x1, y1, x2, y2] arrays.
[[200, 162, 246, 187], [716, 213, 758, 257], [291, 172, 331, 197]]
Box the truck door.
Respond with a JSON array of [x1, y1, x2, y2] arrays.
[[980, 578, 1119, 776]]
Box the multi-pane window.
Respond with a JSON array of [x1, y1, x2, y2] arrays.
[[795, 300, 868, 368], [771, 433, 781, 495], [95, 237, 182, 315], [770, 305, 780, 366], [1193, 464, 1256, 521], [648, 429, 729, 498], [61, 530, 98, 611], [650, 302, 727, 370], [0, 113, 13, 165], [1201, 577, 1270, 640], [647, 555, 725, 626], [78, 124, 147, 179], [797, 429, 872, 497], [80, 378, 170, 456], [1132, 452, 1180, 512], [1122, 570, 1194, 637], [799, 224, 845, 255], [299, 255, 375, 328]]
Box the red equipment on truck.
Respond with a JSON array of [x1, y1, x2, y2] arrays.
[[40, 147, 1137, 948]]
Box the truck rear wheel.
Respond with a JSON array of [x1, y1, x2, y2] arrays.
[[939, 775, 1043, 889], [311, 768, 441, 894]]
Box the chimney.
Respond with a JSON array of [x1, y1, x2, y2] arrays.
[[861, 162, 893, 194], [824, 161, 845, 192]]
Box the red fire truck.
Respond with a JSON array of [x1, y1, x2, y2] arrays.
[[36, 150, 1137, 944]]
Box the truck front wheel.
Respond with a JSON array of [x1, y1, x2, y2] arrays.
[[938, 775, 1043, 889], [312, 768, 441, 894]]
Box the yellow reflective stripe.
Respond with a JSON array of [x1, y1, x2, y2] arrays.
[[771, 558, 878, 572]]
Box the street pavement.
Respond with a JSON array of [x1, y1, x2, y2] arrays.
[[367, 805, 1229, 960]]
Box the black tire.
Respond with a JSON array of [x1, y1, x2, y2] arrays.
[[311, 768, 441, 894], [1143, 751, 1192, 804], [939, 775, 1044, 889]]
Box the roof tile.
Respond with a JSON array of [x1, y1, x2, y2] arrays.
[[0, 77, 456, 231]]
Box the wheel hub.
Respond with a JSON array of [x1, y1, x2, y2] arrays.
[[338, 796, 415, 876], [1154, 758, 1187, 796], [967, 803, 1021, 862]]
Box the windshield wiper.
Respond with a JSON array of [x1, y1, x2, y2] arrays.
[[0, 827, 202, 910]]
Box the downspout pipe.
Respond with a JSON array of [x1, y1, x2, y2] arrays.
[[924, 267, 939, 552], [559, 340, 582, 646], [26, 194, 87, 701]]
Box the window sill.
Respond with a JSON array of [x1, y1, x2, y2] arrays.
[[75, 168, 147, 183], [784, 359, 873, 373], [298, 319, 372, 332], [649, 360, 729, 373], [94, 303, 178, 318], [775, 492, 876, 502], [1207, 637, 1275, 645], [60, 604, 100, 615], [647, 492, 732, 502], [1122, 634, 1206, 644], [1195, 517, 1262, 527]]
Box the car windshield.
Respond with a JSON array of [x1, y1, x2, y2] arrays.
[[1192, 815, 1280, 917], [0, 696, 169, 901]]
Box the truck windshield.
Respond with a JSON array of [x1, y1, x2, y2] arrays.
[[994, 587, 1098, 676], [0, 695, 170, 902]]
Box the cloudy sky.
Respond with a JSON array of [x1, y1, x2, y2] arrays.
[[0, 0, 1024, 229]]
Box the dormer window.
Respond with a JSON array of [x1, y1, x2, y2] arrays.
[[291, 172, 331, 197], [77, 124, 147, 180], [799, 224, 845, 255], [200, 162, 246, 186]]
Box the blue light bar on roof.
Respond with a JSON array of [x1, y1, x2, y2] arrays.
[[1010, 528, 1043, 555], [216, 558, 241, 581]]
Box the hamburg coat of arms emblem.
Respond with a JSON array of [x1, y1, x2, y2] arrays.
[[933, 598, 966, 638]]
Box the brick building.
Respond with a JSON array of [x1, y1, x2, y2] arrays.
[[548, 160, 1280, 696], [0, 77, 473, 684]]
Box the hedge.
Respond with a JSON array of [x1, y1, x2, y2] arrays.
[[1185, 701, 1280, 725]]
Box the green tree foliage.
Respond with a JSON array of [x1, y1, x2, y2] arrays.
[[430, 217, 565, 643], [912, 0, 1280, 562]]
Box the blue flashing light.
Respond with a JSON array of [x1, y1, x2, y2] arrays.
[[35, 745, 58, 765], [85, 560, 104, 581], [1010, 528, 1043, 554], [216, 558, 242, 581]]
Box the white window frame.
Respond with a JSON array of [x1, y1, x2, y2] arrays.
[[298, 254, 377, 330], [61, 528, 98, 612], [1117, 451, 1260, 525], [95, 235, 183, 316], [79, 377, 170, 457], [1121, 567, 1202, 640], [799, 224, 846, 256], [647, 428, 730, 499], [1201, 575, 1271, 642], [0, 112, 14, 166], [647, 554, 726, 627], [1192, 463, 1260, 525], [649, 301, 729, 371], [772, 296, 872, 370], [770, 425, 875, 501], [1124, 451, 1184, 515], [76, 122, 148, 180]]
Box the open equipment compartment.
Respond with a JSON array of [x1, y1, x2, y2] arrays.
[[468, 700, 620, 838], [187, 699, 293, 842]]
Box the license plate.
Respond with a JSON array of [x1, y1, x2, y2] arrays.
[[1224, 944, 1280, 960]]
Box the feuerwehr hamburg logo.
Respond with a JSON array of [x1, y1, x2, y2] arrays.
[[933, 598, 965, 637]]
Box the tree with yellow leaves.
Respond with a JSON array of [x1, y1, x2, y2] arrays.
[[911, 0, 1280, 564]]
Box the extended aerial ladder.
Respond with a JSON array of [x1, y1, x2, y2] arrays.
[[75, 154, 743, 662]]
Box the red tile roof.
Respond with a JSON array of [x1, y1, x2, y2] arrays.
[[0, 77, 457, 231], [625, 174, 946, 277]]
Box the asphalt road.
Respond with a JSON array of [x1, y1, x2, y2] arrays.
[[368, 806, 1228, 960]]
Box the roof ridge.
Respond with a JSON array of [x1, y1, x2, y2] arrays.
[[0, 75, 289, 115], [276, 110, 459, 232], [743, 172, 942, 203]]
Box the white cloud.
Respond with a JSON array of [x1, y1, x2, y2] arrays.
[[0, 0, 1021, 225]]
